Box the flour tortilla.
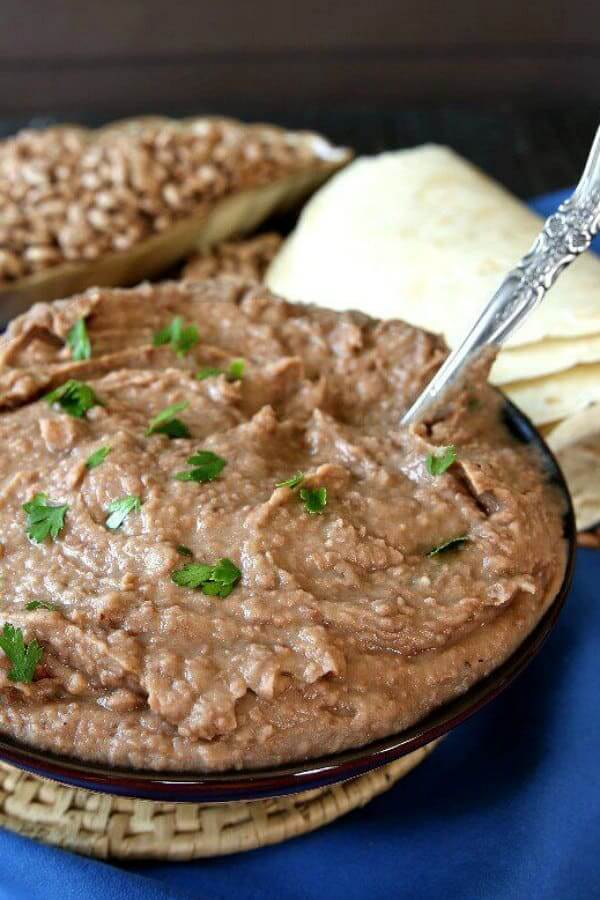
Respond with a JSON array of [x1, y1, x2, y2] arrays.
[[505, 364, 600, 425], [546, 406, 600, 530], [491, 333, 600, 385], [547, 405, 600, 530], [556, 439, 600, 531], [266, 145, 600, 379], [546, 403, 600, 453]]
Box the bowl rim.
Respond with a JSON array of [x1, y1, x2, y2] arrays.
[[0, 396, 576, 802]]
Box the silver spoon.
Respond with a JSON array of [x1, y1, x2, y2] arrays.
[[402, 126, 600, 426]]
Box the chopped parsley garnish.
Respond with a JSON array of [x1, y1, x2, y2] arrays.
[[467, 395, 481, 412], [174, 450, 226, 483], [427, 535, 469, 557], [26, 600, 57, 611], [0, 623, 43, 683], [153, 317, 199, 357], [276, 476, 327, 513], [23, 493, 68, 543], [276, 472, 305, 490], [146, 401, 190, 439], [66, 318, 92, 361], [196, 367, 222, 381], [196, 359, 246, 382], [300, 486, 328, 515], [44, 379, 100, 419], [105, 495, 142, 530], [226, 359, 245, 381], [85, 446, 111, 470], [176, 545, 193, 557], [426, 445, 457, 476], [171, 557, 241, 598]]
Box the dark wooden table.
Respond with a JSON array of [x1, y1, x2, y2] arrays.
[[0, 105, 597, 199]]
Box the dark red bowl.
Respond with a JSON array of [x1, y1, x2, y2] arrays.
[[0, 397, 576, 802]]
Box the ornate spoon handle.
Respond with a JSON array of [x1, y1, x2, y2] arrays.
[[402, 126, 600, 426]]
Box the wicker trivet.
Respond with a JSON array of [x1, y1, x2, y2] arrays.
[[0, 742, 437, 860]]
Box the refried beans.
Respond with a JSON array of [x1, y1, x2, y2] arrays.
[[0, 277, 566, 771]]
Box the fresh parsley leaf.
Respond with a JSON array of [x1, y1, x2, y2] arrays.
[[66, 318, 92, 361], [146, 401, 190, 439], [426, 445, 457, 476], [44, 379, 100, 419], [154, 420, 189, 439], [173, 562, 213, 584], [105, 495, 142, 530], [174, 450, 226, 483], [300, 486, 327, 515], [276, 472, 305, 490], [26, 600, 57, 611], [153, 317, 199, 357], [23, 493, 68, 543], [227, 359, 245, 381], [427, 535, 469, 557], [196, 366, 222, 381], [467, 395, 481, 412], [176, 545, 193, 557], [85, 446, 111, 470], [171, 557, 241, 598], [0, 623, 43, 683], [196, 359, 245, 382]]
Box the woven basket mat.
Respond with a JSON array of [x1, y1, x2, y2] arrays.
[[0, 741, 437, 860]]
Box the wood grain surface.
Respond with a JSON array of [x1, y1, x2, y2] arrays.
[[0, 1, 599, 114]]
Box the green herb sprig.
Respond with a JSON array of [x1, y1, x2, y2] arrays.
[[300, 486, 328, 515], [85, 446, 111, 470], [174, 450, 226, 483], [66, 318, 92, 361], [26, 600, 57, 611], [23, 493, 68, 543], [171, 558, 241, 598], [226, 359, 245, 381], [426, 445, 457, 476], [196, 359, 246, 382], [153, 317, 199, 357], [44, 379, 100, 419], [275, 473, 327, 514], [276, 472, 305, 490], [105, 495, 142, 530], [196, 367, 222, 381], [0, 623, 43, 683], [146, 402, 190, 439]]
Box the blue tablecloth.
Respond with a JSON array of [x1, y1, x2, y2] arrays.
[[1, 191, 599, 900]]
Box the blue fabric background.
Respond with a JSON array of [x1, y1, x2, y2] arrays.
[[1, 191, 599, 900]]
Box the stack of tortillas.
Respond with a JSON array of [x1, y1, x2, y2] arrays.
[[265, 145, 600, 533]]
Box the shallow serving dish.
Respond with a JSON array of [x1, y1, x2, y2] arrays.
[[0, 396, 575, 803]]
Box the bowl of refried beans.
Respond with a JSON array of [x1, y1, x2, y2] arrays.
[[0, 276, 574, 801]]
